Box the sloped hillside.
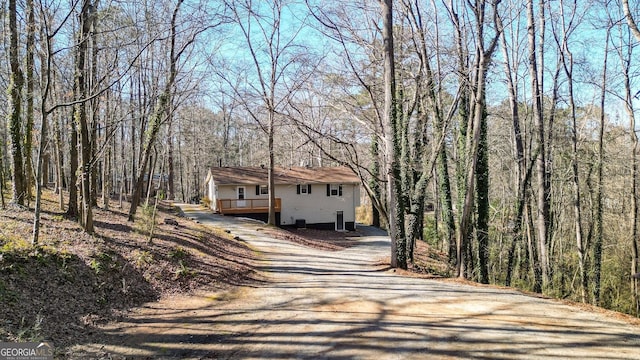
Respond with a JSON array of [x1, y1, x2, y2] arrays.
[[0, 190, 260, 351]]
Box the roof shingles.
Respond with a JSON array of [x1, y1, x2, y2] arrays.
[[208, 166, 360, 186]]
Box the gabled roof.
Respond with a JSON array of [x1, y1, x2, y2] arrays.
[[207, 166, 360, 186]]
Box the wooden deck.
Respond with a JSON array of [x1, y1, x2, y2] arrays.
[[216, 198, 281, 215]]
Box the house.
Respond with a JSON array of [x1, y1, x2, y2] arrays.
[[204, 166, 361, 231]]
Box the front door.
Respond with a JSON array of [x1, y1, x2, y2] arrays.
[[237, 186, 246, 207], [336, 211, 344, 231]]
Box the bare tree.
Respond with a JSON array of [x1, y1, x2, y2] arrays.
[[7, 0, 27, 206], [497, 8, 535, 287], [25, 0, 36, 203], [623, 0, 640, 41], [75, 0, 95, 233], [222, 0, 311, 226], [527, 0, 548, 292], [617, 0, 640, 315], [446, 0, 501, 279], [129, 0, 184, 220], [552, 0, 587, 302], [592, 20, 611, 306]]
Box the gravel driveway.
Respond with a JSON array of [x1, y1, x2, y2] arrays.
[[73, 204, 640, 359]]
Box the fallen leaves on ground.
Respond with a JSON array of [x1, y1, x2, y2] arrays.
[[0, 190, 260, 351]]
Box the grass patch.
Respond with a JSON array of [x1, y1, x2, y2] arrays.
[[174, 260, 196, 279], [89, 251, 116, 275], [168, 246, 189, 261], [15, 313, 44, 342], [133, 250, 154, 269], [1, 236, 33, 254], [50, 215, 65, 222]]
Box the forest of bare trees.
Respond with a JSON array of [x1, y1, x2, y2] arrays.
[[3, 0, 640, 316]]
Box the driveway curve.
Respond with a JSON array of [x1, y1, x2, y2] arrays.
[[73, 204, 640, 359]]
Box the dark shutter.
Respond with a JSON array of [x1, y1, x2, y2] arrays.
[[326, 184, 331, 196], [256, 185, 260, 195], [339, 185, 343, 196], [297, 184, 301, 194], [308, 184, 312, 194]]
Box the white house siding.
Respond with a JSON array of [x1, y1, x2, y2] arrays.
[[210, 182, 359, 229], [216, 185, 238, 200], [278, 183, 358, 229], [208, 179, 217, 210]]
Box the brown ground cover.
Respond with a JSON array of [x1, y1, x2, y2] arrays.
[[0, 190, 260, 350]]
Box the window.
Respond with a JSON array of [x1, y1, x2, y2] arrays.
[[327, 184, 343, 197], [255, 185, 269, 195], [297, 184, 312, 195]]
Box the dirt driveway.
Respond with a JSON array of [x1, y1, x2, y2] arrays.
[[71, 204, 640, 359]]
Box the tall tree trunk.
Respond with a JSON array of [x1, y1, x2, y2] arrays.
[[53, 107, 65, 210], [568, 66, 587, 303], [527, 0, 548, 292], [102, 91, 112, 210], [476, 105, 489, 284], [449, 0, 470, 277], [90, 3, 100, 207], [525, 200, 540, 287], [498, 13, 530, 286], [633, 126, 640, 317], [178, 117, 186, 202], [75, 0, 94, 233], [24, 0, 36, 204], [0, 149, 5, 209], [0, 135, 5, 209], [381, 0, 406, 269], [167, 123, 175, 201], [67, 111, 79, 217], [8, 0, 27, 206], [102, 140, 111, 210], [370, 136, 381, 227], [268, 108, 276, 225], [592, 26, 610, 306], [438, 146, 456, 264], [32, 23, 54, 246], [556, 0, 586, 302], [620, 26, 639, 314]]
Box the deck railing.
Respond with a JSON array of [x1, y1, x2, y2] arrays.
[[216, 198, 281, 214]]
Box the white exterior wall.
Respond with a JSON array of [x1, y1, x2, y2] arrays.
[[207, 178, 217, 210], [278, 183, 359, 227], [215, 185, 270, 201], [213, 182, 360, 227]]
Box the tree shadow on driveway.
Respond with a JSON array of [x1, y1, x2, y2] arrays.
[[69, 206, 640, 359]]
